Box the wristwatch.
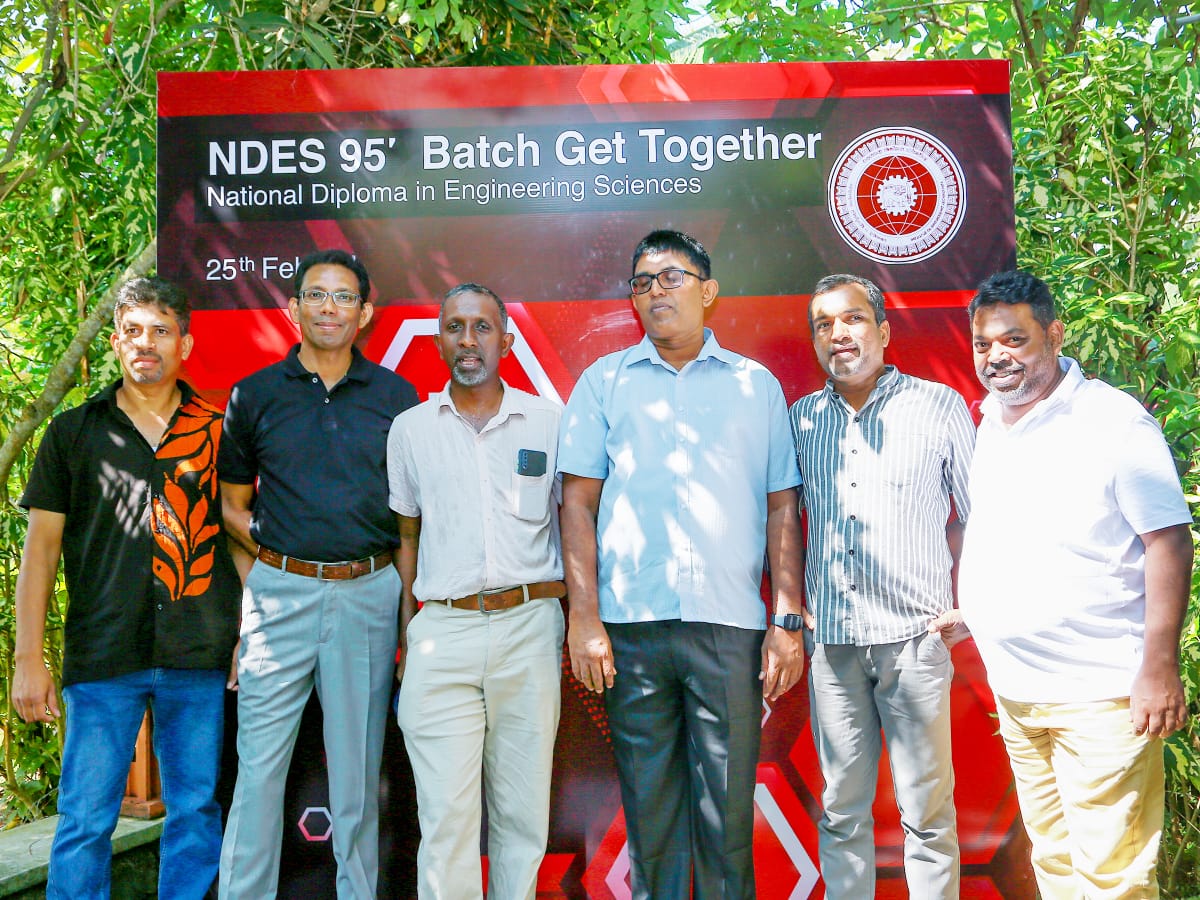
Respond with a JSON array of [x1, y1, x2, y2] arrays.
[[771, 613, 805, 631]]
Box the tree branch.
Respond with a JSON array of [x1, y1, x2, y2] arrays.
[[0, 1, 62, 170], [0, 240, 158, 504], [1063, 0, 1090, 55], [1011, 0, 1050, 95]]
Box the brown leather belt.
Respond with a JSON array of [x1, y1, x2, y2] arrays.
[[257, 547, 393, 581], [440, 581, 567, 613]]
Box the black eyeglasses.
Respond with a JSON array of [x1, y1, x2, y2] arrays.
[[629, 268, 705, 295], [298, 289, 361, 308]]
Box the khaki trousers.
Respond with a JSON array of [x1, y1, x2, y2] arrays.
[[996, 695, 1164, 900], [397, 597, 563, 900]]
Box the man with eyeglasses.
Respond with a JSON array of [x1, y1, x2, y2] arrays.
[[558, 229, 805, 899], [217, 249, 417, 898]]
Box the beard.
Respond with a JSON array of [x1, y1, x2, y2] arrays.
[[452, 357, 488, 386], [125, 355, 164, 384], [981, 350, 1059, 407]]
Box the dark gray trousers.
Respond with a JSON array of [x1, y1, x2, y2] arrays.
[[605, 620, 764, 900]]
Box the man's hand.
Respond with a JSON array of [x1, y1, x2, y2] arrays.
[[569, 613, 616, 695], [12, 659, 60, 723], [1133, 524, 1192, 739], [395, 644, 407, 684], [226, 640, 241, 690], [760, 626, 805, 701], [927, 609, 972, 650], [1130, 663, 1188, 739]]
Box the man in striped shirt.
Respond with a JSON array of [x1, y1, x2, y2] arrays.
[[790, 274, 975, 899]]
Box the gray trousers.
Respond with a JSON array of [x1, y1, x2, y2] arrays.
[[606, 620, 763, 900], [808, 632, 960, 900], [219, 562, 400, 899]]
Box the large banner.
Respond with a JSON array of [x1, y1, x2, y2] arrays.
[[159, 62, 1031, 898]]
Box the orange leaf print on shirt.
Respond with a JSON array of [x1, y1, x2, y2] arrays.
[[159, 428, 208, 462], [151, 397, 227, 603]]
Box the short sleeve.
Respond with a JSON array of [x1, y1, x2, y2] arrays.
[[20, 414, 73, 513], [556, 363, 611, 480], [1113, 412, 1191, 535], [942, 390, 977, 522], [217, 381, 257, 485], [387, 414, 421, 517], [763, 372, 802, 493]]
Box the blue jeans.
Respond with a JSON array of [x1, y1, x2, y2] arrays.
[[49, 667, 226, 900]]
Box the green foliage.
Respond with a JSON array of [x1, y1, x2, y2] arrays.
[[0, 0, 689, 828]]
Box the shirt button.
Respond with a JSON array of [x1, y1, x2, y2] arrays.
[[157, 604, 164, 610], [853, 416, 861, 422], [849, 515, 856, 521], [312, 376, 319, 384], [324, 398, 330, 404], [848, 549, 855, 555], [851, 449, 858, 454], [850, 482, 857, 487], [850, 585, 857, 591]]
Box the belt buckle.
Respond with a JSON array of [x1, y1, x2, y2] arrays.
[[476, 584, 528, 614], [315, 561, 327, 579]]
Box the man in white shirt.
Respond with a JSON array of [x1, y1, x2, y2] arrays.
[[387, 283, 565, 900], [933, 269, 1193, 899]]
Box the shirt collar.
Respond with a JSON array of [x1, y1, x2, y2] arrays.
[[282, 344, 370, 383], [100, 378, 198, 405], [436, 379, 521, 428], [625, 328, 735, 369], [822, 364, 901, 407], [979, 356, 1081, 428]]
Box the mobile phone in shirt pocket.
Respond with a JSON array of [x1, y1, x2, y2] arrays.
[[514, 449, 549, 520]]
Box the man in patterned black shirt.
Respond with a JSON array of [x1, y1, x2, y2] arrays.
[[15, 276, 240, 899]]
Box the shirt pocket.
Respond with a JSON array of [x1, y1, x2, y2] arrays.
[[512, 471, 549, 521]]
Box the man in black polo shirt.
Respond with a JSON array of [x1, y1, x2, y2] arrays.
[[14, 276, 240, 898], [217, 249, 417, 899]]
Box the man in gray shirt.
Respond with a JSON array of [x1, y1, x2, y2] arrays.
[[790, 274, 975, 899]]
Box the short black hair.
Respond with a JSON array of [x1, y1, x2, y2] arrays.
[[811, 274, 886, 326], [968, 270, 1058, 328], [630, 229, 711, 280], [294, 249, 371, 302], [114, 277, 192, 335], [441, 283, 508, 331]]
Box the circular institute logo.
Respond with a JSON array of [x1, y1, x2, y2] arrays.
[[827, 127, 966, 264]]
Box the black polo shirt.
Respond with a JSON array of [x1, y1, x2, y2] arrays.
[[21, 381, 241, 687], [218, 345, 418, 562]]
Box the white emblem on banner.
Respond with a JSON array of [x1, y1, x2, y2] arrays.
[[827, 127, 966, 265]]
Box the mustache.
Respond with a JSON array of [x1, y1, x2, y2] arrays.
[[984, 361, 1024, 376]]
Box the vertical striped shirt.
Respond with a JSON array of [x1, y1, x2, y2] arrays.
[[790, 366, 975, 645]]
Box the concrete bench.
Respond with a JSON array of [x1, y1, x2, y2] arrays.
[[0, 815, 163, 897]]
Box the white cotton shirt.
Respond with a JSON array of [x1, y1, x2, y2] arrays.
[[958, 358, 1192, 703], [387, 382, 563, 602]]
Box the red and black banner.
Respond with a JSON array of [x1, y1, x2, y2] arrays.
[[160, 62, 1031, 898]]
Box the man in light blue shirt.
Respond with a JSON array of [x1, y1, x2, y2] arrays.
[[557, 229, 805, 900]]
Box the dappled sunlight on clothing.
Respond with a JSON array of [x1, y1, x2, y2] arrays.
[[98, 457, 147, 537]]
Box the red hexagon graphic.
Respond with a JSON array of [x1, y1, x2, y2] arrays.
[[365, 303, 577, 404], [298, 805, 333, 842]]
